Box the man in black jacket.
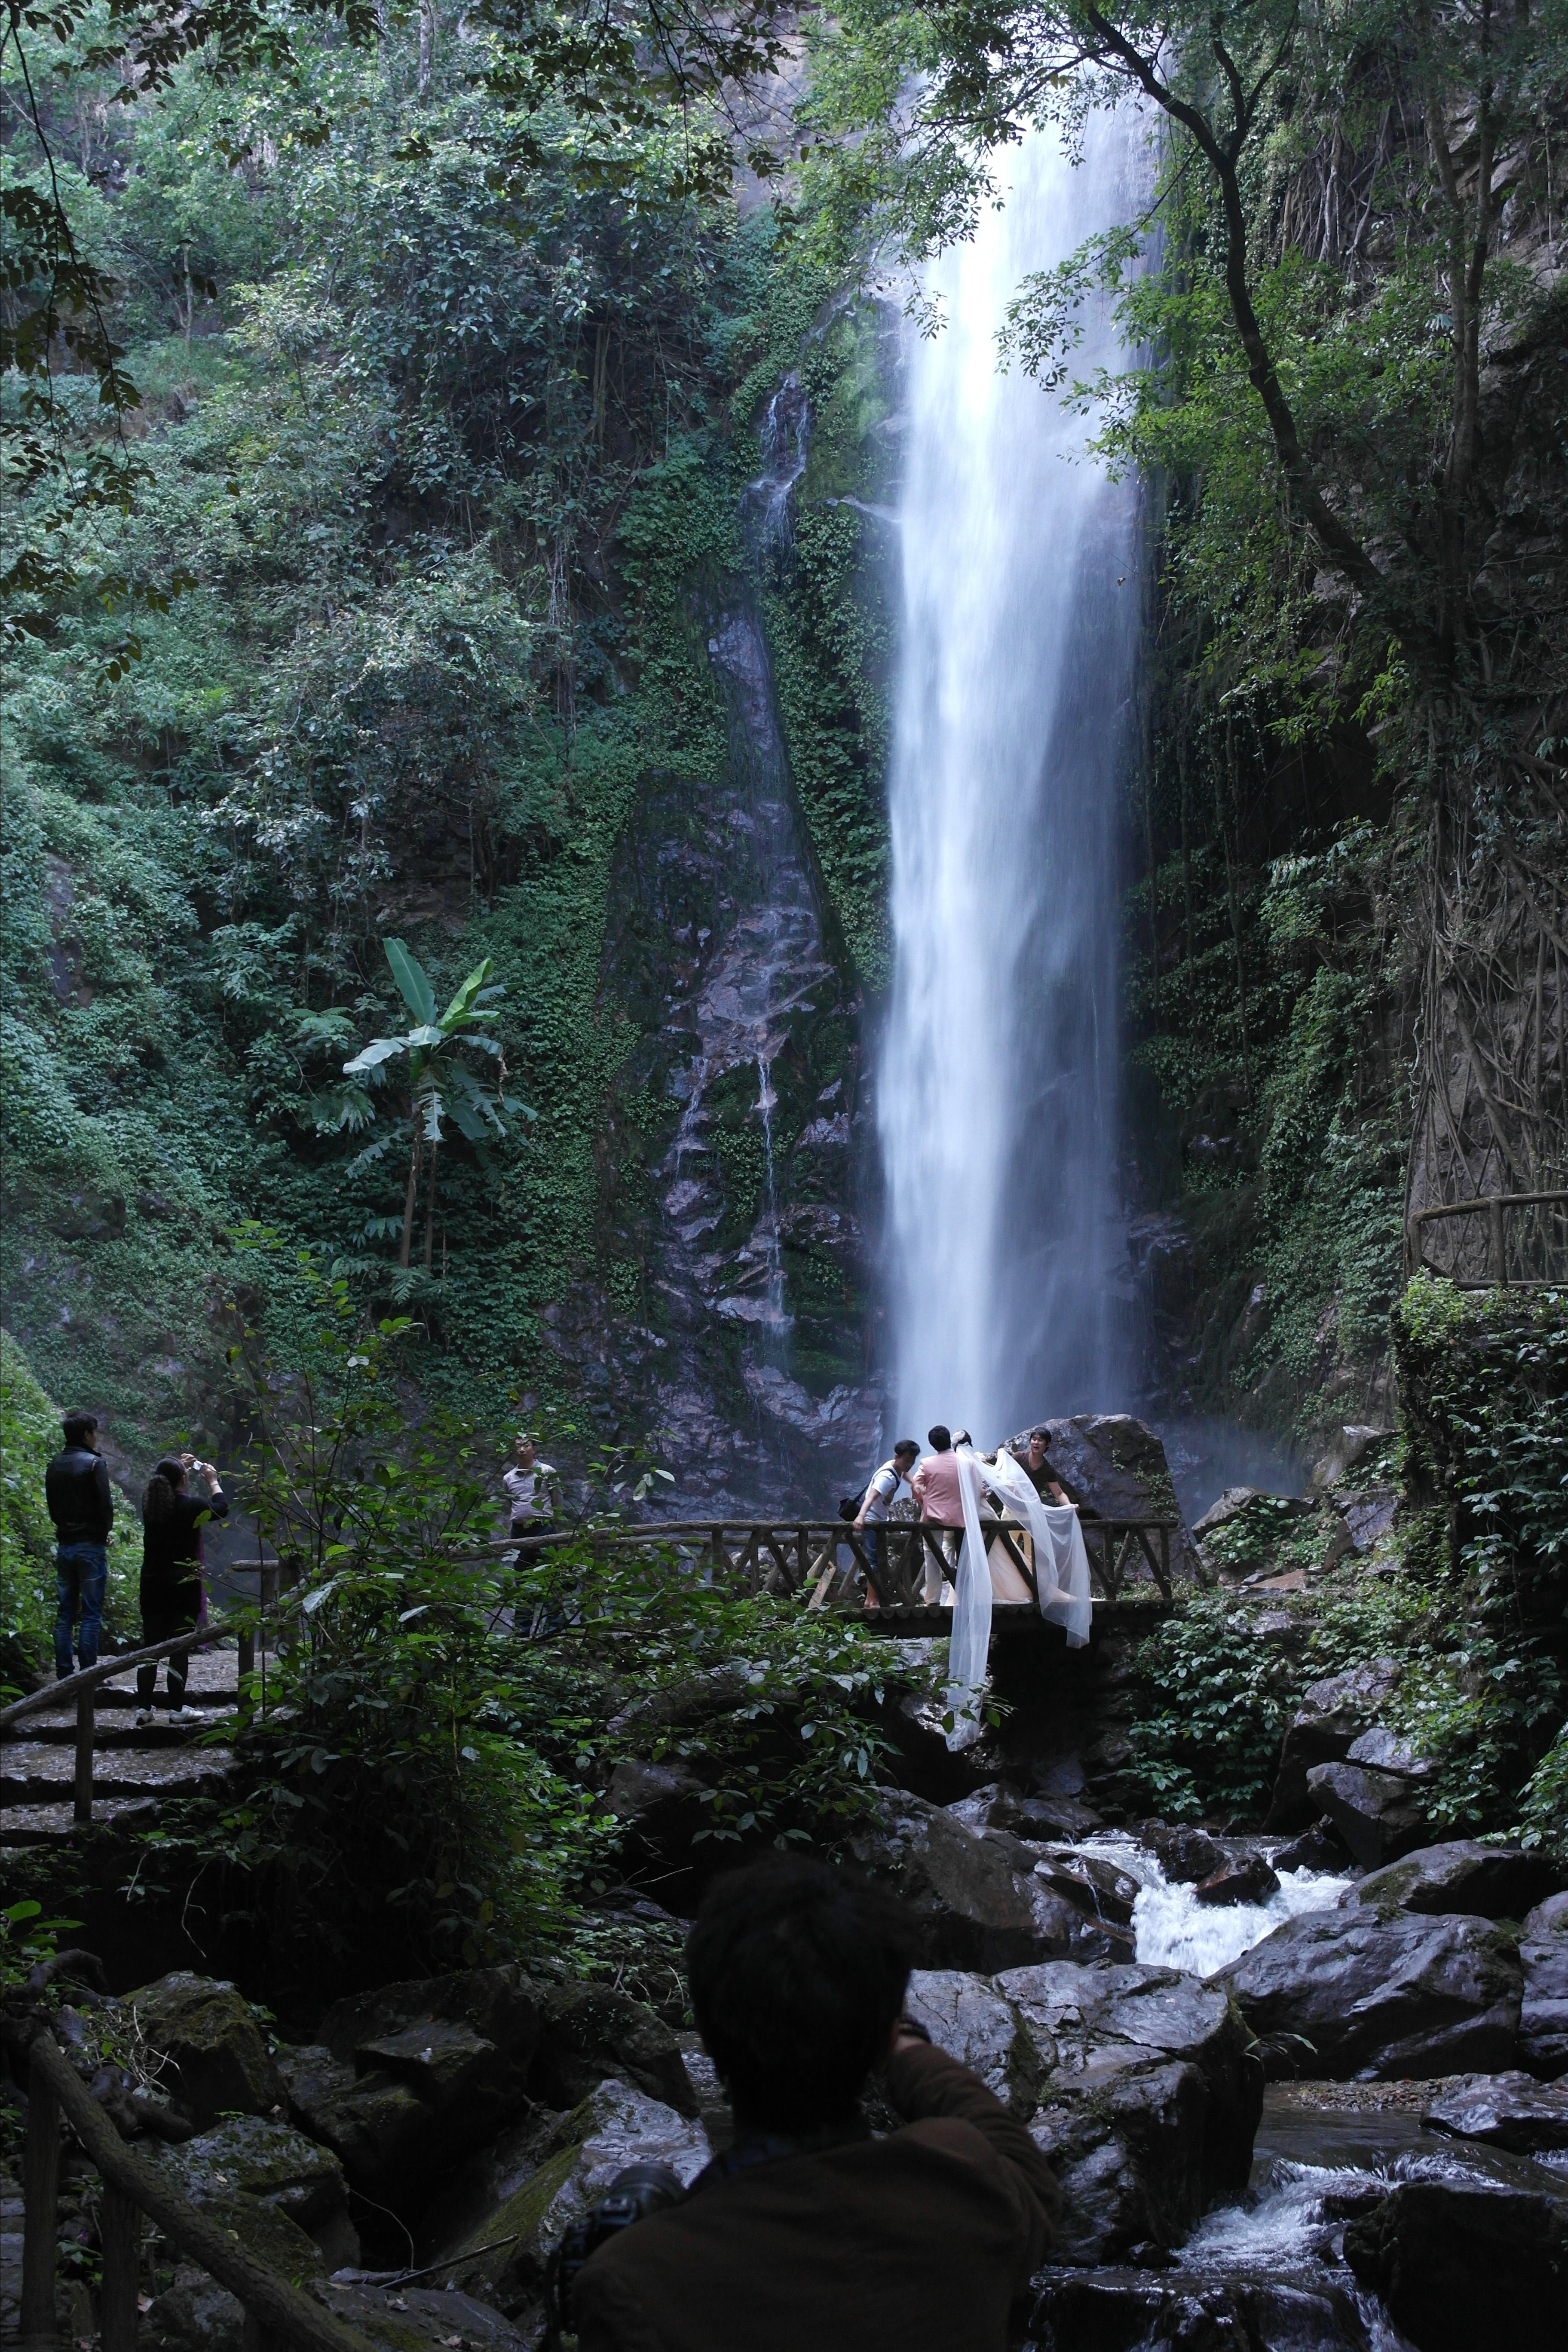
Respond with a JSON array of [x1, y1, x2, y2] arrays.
[[45, 1412, 113, 1678]]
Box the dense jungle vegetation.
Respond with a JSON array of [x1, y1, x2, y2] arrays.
[[3, 2, 1567, 1983]]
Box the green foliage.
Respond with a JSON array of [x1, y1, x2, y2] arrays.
[[0, 1327, 136, 1692]]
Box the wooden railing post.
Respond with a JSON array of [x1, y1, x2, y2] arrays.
[[74, 1684, 95, 1826], [1490, 1193, 1507, 1284], [99, 2184, 141, 2352], [21, 2043, 61, 2350]]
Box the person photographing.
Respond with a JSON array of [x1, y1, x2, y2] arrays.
[[571, 1853, 1060, 2351], [135, 1452, 228, 1725]]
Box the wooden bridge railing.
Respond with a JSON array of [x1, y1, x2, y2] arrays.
[[496, 1515, 1180, 1611], [1409, 1188, 1568, 1287], [18, 2032, 379, 2352]]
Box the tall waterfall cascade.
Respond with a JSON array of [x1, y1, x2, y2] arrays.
[[880, 121, 1146, 1445]]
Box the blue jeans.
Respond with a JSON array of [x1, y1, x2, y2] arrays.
[[55, 1543, 107, 1678]]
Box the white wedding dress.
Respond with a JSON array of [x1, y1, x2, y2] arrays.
[[944, 1444, 1093, 1749]]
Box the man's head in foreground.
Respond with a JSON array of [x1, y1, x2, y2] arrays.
[[687, 1855, 917, 2133]]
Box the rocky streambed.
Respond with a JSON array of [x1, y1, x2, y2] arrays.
[[6, 1804, 1565, 2352]]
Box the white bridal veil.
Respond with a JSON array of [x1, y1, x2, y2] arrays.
[[945, 1444, 1094, 1749]]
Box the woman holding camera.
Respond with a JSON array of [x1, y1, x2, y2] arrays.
[[135, 1452, 228, 1726]]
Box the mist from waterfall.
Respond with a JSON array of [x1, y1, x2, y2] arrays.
[[880, 120, 1145, 1446]]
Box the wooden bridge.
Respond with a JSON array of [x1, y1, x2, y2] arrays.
[[506, 1514, 1181, 1621]]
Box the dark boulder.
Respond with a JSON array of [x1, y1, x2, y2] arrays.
[[1422, 2070, 1568, 2154], [140, 2199, 325, 2352], [308, 2285, 529, 2352], [285, 1967, 542, 2204], [902, 1969, 1045, 2115], [1147, 1825, 1224, 1884], [1263, 1659, 1403, 1833], [1346, 1840, 1562, 1923], [124, 1973, 285, 2130], [1344, 1725, 1434, 1778], [1194, 1853, 1280, 1908], [1025, 2269, 1374, 2352], [997, 1960, 1262, 2261], [1343, 2178, 1568, 2352], [946, 1781, 1102, 1844], [844, 1792, 1133, 1972], [1305, 1760, 1428, 1868], [1017, 1414, 1199, 1581], [144, 2114, 357, 2270], [1271, 1818, 1353, 1875], [1521, 1892, 1568, 2079], [1034, 1851, 1142, 1929], [603, 1756, 702, 1821], [1215, 1907, 1521, 2079], [529, 1981, 698, 2117]]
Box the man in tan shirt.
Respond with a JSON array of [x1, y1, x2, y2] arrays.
[[572, 1855, 1060, 2352]]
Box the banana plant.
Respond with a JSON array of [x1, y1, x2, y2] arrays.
[[343, 939, 528, 1271]]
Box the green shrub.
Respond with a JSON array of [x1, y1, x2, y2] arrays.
[[0, 1329, 136, 1693]]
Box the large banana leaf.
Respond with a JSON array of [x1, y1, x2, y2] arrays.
[[343, 1035, 408, 1075], [438, 956, 499, 1030], [384, 937, 437, 1027]]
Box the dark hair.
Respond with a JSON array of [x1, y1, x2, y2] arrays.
[[141, 1456, 187, 1526], [1029, 1427, 1050, 1446], [893, 1439, 919, 1460], [928, 1424, 951, 1452], [61, 1412, 97, 1447], [686, 1856, 915, 2131]]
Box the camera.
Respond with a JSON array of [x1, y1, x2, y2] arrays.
[[547, 2162, 685, 2340]]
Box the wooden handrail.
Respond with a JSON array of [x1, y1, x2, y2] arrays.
[[21, 2034, 380, 2352], [0, 1617, 247, 1735]]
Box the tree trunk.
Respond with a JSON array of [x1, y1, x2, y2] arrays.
[[423, 1143, 438, 1271], [1216, 722, 1253, 1094], [417, 0, 435, 97], [400, 1124, 422, 1269]]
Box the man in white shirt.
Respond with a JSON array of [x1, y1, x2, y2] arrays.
[[502, 1431, 559, 1540], [853, 1439, 919, 1604]]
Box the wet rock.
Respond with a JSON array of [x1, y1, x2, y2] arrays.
[[946, 1781, 1101, 1844], [1215, 1908, 1522, 2079], [1346, 1840, 1562, 1923], [902, 1969, 1044, 2115], [1344, 1726, 1435, 1778], [1146, 1825, 1225, 1885], [1271, 1818, 1353, 1875], [1305, 1761, 1428, 1868], [1024, 2268, 1374, 2352], [1338, 1490, 1399, 1552], [434, 2079, 709, 2319], [124, 1973, 285, 2129], [1190, 1485, 1268, 1536], [141, 2200, 324, 2352], [995, 1961, 1262, 2261], [144, 2114, 357, 2268], [1343, 2178, 1568, 2352], [1014, 1415, 1199, 1581], [530, 1981, 698, 2117], [1521, 1892, 1568, 2079], [1263, 1658, 1403, 1833], [845, 1792, 1133, 1971], [1310, 1424, 1395, 1490], [1422, 2069, 1568, 2153], [1033, 1851, 1141, 1929], [1194, 1854, 1280, 1908], [312, 2284, 527, 2352], [282, 1969, 541, 2204]]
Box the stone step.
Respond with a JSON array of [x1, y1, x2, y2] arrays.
[[23, 1713, 238, 1748], [0, 1740, 233, 1805], [0, 1795, 165, 1846]]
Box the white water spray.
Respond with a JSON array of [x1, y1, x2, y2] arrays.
[[879, 121, 1145, 1441]]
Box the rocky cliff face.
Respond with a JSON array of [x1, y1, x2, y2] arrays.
[[543, 587, 882, 1512]]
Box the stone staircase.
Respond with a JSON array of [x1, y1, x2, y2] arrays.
[[0, 1645, 268, 1847]]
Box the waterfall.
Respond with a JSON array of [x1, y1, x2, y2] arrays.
[[879, 119, 1145, 1444]]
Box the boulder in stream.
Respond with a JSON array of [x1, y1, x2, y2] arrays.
[[1346, 1840, 1562, 1923], [1521, 1891, 1568, 2079], [1270, 1816, 1353, 1874], [1263, 1659, 1403, 1833], [1421, 2069, 1568, 2154], [1215, 1905, 1522, 2079], [1146, 1824, 1225, 1885], [1343, 2177, 1568, 2352], [997, 1960, 1262, 2262], [1305, 1759, 1429, 1868], [845, 1791, 1133, 1970], [144, 2113, 358, 2269], [1194, 1853, 1280, 1908], [1024, 2269, 1376, 2352]]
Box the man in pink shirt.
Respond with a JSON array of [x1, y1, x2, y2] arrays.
[[910, 1425, 965, 1602]]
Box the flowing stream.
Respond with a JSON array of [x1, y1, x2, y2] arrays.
[[879, 120, 1145, 1442]]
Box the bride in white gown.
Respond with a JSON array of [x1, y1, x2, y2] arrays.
[[943, 1439, 1093, 1750]]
